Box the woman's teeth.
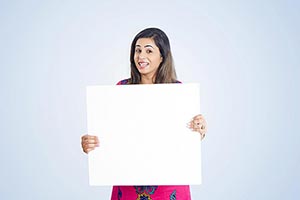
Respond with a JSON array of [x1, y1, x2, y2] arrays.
[[139, 62, 148, 68]]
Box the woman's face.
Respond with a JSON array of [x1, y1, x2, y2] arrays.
[[134, 38, 163, 80]]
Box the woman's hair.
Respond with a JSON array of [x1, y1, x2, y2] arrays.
[[129, 27, 177, 84]]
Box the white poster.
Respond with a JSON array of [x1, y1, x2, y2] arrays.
[[86, 83, 201, 186]]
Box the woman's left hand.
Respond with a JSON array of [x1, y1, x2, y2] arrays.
[[188, 114, 207, 140]]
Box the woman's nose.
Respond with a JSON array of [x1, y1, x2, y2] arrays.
[[138, 50, 146, 58]]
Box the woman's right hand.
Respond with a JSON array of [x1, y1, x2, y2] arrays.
[[81, 134, 99, 154]]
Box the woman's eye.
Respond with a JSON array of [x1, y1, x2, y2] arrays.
[[146, 49, 152, 53], [135, 49, 141, 53]]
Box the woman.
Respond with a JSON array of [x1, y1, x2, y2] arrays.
[[81, 28, 207, 200]]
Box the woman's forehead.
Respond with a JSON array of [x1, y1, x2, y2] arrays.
[[135, 38, 157, 48]]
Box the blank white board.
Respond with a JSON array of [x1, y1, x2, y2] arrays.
[[86, 83, 201, 186]]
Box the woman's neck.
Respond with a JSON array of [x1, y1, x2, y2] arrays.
[[141, 75, 155, 84]]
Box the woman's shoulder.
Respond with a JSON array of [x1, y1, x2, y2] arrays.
[[116, 78, 131, 85]]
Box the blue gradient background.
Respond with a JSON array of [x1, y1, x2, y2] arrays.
[[0, 1, 299, 199]]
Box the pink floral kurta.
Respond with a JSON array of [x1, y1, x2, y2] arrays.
[[111, 185, 191, 200]]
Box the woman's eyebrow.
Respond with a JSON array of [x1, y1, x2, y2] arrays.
[[144, 44, 154, 48], [135, 44, 154, 49]]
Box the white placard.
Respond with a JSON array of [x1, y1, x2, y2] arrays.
[[86, 83, 201, 186]]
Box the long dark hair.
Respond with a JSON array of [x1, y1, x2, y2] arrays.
[[129, 28, 177, 84]]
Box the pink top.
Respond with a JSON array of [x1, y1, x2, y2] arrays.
[[111, 79, 191, 200], [111, 185, 191, 200]]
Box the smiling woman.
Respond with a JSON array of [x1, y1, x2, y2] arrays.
[[81, 27, 207, 200], [130, 28, 177, 84]]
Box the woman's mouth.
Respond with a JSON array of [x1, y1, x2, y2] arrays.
[[138, 62, 149, 69]]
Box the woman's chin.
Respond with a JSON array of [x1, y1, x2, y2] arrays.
[[137, 68, 148, 74]]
